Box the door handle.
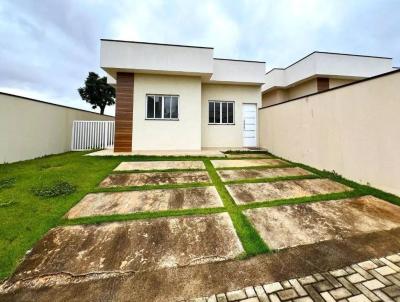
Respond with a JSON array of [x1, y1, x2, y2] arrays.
[[243, 120, 246, 130]]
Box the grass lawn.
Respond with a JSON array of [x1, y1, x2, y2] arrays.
[[1, 151, 400, 281]]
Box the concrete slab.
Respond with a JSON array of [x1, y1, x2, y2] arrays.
[[226, 154, 272, 159], [12, 213, 244, 281], [87, 149, 225, 157], [114, 161, 205, 171], [245, 195, 400, 249], [99, 171, 211, 187], [66, 187, 223, 219], [217, 167, 313, 182], [211, 159, 287, 169], [227, 178, 351, 205]]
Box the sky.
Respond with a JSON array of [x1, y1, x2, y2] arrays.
[[1, 0, 399, 116]]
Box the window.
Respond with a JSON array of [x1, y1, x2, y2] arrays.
[[146, 95, 179, 120], [208, 101, 234, 124]]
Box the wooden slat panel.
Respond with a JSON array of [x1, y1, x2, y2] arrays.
[[114, 72, 134, 152]]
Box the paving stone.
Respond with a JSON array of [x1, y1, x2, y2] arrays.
[[380, 258, 400, 272], [245, 287, 257, 298], [387, 275, 400, 287], [330, 287, 352, 299], [348, 294, 371, 302], [363, 280, 385, 290], [322, 272, 343, 288], [330, 269, 349, 277], [211, 159, 286, 169], [207, 295, 217, 302], [304, 285, 325, 302], [352, 265, 373, 280], [264, 282, 284, 294], [226, 154, 271, 159], [217, 167, 312, 182], [254, 285, 269, 302], [289, 279, 307, 296], [313, 281, 334, 292], [281, 281, 291, 289], [354, 283, 380, 302], [298, 276, 317, 285], [338, 277, 361, 295], [226, 289, 247, 301], [382, 285, 400, 298], [244, 196, 400, 250], [294, 297, 313, 302], [277, 289, 298, 300], [229, 178, 351, 205], [114, 161, 205, 171], [320, 291, 336, 302], [369, 269, 392, 286], [346, 267, 357, 274], [216, 293, 228, 302], [241, 298, 260, 302], [347, 274, 367, 283], [387, 255, 400, 263], [99, 171, 211, 187], [66, 186, 223, 218], [12, 213, 244, 280], [269, 294, 281, 302], [358, 261, 378, 270], [375, 266, 397, 276], [374, 290, 394, 302]]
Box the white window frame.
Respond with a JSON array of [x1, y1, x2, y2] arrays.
[[146, 94, 179, 120], [208, 100, 235, 125]]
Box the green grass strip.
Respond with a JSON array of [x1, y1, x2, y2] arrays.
[[203, 159, 270, 256], [91, 182, 212, 193], [239, 190, 362, 211], [224, 174, 320, 185], [63, 206, 226, 226], [269, 154, 400, 207]]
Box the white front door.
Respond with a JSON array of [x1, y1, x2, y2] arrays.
[[242, 103, 257, 147]]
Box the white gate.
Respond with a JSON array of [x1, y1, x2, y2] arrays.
[[71, 121, 115, 151]]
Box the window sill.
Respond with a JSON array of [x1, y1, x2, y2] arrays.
[[145, 118, 179, 121], [208, 123, 235, 125]]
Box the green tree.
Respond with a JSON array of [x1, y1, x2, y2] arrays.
[[78, 72, 115, 115]]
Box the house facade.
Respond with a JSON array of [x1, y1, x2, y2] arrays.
[[100, 39, 265, 152], [262, 51, 395, 107]]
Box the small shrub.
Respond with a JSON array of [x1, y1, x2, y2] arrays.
[[32, 181, 76, 198], [0, 200, 17, 207], [0, 177, 16, 190]]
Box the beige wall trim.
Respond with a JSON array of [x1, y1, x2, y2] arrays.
[[0, 93, 114, 163], [260, 68, 400, 110], [259, 71, 400, 196]]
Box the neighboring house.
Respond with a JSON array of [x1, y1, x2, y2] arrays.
[[262, 51, 396, 107], [100, 39, 265, 152]]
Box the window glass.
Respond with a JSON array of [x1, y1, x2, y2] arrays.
[[221, 102, 227, 123], [215, 102, 221, 123], [171, 96, 178, 119], [147, 96, 154, 118], [155, 96, 162, 118], [164, 96, 171, 119], [228, 102, 234, 123], [208, 102, 214, 123]]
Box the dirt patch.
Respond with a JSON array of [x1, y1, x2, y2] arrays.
[[99, 171, 211, 187], [114, 161, 205, 171], [226, 178, 351, 204], [245, 195, 400, 249], [66, 187, 223, 219], [211, 159, 287, 169], [217, 167, 312, 181], [10, 213, 243, 282]]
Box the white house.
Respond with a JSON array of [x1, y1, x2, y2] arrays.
[[100, 39, 265, 152]]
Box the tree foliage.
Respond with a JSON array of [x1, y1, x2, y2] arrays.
[[78, 72, 115, 114]]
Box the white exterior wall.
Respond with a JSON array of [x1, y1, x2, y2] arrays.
[[0, 93, 114, 163], [210, 59, 265, 84], [201, 84, 261, 148], [101, 40, 213, 77], [132, 74, 202, 150], [263, 52, 393, 92], [259, 71, 400, 196]]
